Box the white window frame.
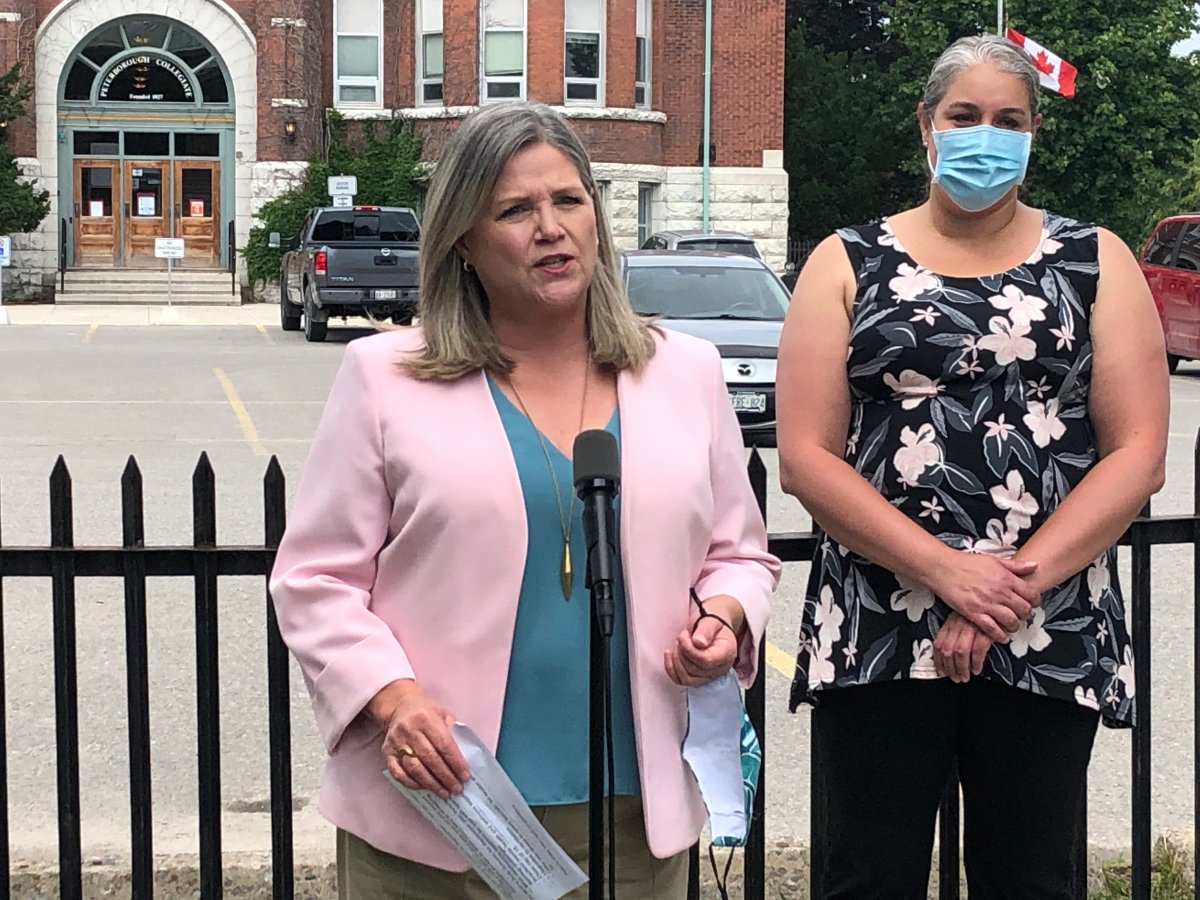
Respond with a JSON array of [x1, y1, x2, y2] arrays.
[[596, 179, 609, 216], [416, 0, 444, 106], [564, 0, 604, 106], [635, 0, 651, 108], [334, 0, 384, 108], [419, 33, 444, 105], [637, 182, 655, 246], [564, 31, 603, 105], [481, 0, 527, 102]]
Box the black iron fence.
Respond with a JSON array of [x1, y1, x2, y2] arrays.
[[59, 218, 68, 295], [786, 237, 819, 273], [228, 220, 238, 297], [0, 446, 1196, 899]]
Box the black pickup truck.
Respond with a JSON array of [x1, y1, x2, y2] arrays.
[[278, 206, 420, 341]]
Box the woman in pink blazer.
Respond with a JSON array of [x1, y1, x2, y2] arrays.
[[270, 101, 779, 898]]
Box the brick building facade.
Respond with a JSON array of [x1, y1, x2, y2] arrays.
[[1, 0, 786, 299]]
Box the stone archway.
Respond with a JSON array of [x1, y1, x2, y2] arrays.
[[35, 0, 256, 278]]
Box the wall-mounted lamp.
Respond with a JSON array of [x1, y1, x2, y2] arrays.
[[284, 118, 297, 144]]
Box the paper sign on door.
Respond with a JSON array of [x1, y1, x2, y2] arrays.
[[136, 193, 156, 217], [88, 201, 104, 217], [189, 199, 205, 217]]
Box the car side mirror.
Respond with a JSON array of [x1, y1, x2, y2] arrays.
[[268, 231, 281, 249]]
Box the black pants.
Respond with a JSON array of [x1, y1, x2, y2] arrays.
[[811, 678, 1100, 900]]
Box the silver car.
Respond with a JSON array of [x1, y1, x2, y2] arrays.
[[620, 250, 788, 445], [639, 229, 763, 260]]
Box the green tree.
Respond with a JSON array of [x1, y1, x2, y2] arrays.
[[879, 0, 1200, 245], [243, 111, 424, 287], [784, 23, 900, 240], [0, 63, 50, 235], [789, 0, 901, 65]]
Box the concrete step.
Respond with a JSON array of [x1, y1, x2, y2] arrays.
[[64, 272, 233, 285], [55, 292, 243, 306], [60, 283, 238, 296], [64, 269, 231, 280]]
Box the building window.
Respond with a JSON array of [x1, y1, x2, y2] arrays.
[[565, 0, 603, 105], [335, 0, 383, 107], [635, 0, 651, 107], [637, 183, 655, 246], [60, 18, 231, 107], [482, 0, 525, 100], [418, 0, 443, 104]]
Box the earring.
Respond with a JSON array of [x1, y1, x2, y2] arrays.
[[463, 260, 474, 273]]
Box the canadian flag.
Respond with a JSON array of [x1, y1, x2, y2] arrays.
[[1006, 28, 1077, 98]]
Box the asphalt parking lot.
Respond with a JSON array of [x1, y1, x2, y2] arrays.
[[1, 315, 1198, 867]]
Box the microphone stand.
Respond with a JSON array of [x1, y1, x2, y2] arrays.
[[579, 478, 617, 900]]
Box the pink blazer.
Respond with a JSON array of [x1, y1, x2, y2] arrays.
[[269, 326, 780, 871]]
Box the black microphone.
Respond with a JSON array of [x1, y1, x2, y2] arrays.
[[573, 429, 620, 637]]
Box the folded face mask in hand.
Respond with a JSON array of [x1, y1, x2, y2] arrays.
[[682, 670, 762, 897]]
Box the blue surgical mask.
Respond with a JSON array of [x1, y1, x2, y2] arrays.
[[929, 124, 1032, 212]]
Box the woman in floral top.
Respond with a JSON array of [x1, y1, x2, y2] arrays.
[[777, 34, 1169, 900]]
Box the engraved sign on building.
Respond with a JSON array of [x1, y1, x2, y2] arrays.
[[98, 54, 195, 102]]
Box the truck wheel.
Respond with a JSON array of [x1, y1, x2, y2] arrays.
[[303, 287, 327, 343], [280, 278, 301, 332]]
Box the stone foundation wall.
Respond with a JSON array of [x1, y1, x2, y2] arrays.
[[593, 162, 789, 272], [5, 158, 53, 302]]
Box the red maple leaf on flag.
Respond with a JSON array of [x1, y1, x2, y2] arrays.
[[1032, 49, 1056, 75]]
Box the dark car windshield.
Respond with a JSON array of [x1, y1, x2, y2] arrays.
[[676, 239, 760, 258], [311, 210, 420, 243], [625, 263, 789, 320]]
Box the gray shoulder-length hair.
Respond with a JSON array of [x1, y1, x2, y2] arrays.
[[402, 101, 655, 381], [922, 33, 1042, 119]]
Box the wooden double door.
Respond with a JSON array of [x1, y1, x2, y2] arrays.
[[73, 159, 221, 269]]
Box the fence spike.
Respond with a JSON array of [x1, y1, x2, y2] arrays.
[[747, 446, 767, 520], [49, 458, 73, 548], [264, 458, 286, 548], [120, 458, 144, 549], [192, 454, 216, 547]]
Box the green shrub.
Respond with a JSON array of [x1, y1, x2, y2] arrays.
[[243, 111, 425, 288], [0, 63, 50, 236]]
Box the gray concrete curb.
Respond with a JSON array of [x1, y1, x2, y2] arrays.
[[10, 839, 1192, 898]]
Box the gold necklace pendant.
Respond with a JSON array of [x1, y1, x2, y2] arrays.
[[561, 539, 573, 600], [505, 362, 590, 605]]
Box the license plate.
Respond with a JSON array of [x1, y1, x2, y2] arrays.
[[731, 392, 767, 413], [373, 289, 397, 300]]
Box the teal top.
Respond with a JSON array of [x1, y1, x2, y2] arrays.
[[488, 377, 640, 804]]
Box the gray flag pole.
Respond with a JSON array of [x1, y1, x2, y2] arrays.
[[998, 0, 1005, 35]]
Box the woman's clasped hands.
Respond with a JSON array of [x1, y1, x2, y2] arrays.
[[927, 551, 1042, 684]]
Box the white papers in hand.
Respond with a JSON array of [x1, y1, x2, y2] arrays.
[[387, 722, 588, 900]]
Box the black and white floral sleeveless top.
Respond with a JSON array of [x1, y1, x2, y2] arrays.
[[790, 211, 1134, 728]]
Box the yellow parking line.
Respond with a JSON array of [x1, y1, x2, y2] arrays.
[[766, 641, 794, 677], [213, 368, 269, 457], [256, 323, 274, 345], [83, 324, 98, 344]]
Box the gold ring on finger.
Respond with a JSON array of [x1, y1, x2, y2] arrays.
[[396, 745, 416, 761]]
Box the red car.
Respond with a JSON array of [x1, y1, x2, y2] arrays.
[[1139, 213, 1200, 372]]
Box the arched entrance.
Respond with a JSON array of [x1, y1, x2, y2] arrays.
[[56, 15, 235, 269]]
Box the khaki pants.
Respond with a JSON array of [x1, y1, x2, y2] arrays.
[[337, 796, 689, 899]]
